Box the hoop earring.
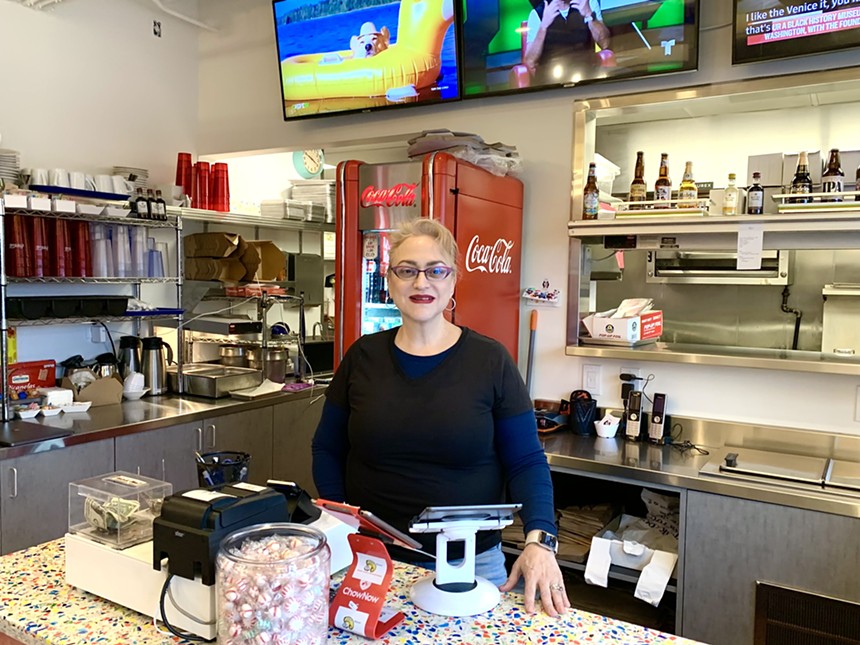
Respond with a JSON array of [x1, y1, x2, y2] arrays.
[[445, 297, 456, 312]]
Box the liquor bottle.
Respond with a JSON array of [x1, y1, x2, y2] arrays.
[[583, 162, 599, 220], [678, 161, 697, 208], [821, 148, 844, 202], [856, 163, 860, 201], [654, 153, 671, 208], [747, 172, 764, 215], [789, 151, 813, 204], [134, 188, 150, 219], [155, 189, 167, 220], [146, 189, 158, 221], [723, 173, 739, 216], [629, 151, 647, 202]]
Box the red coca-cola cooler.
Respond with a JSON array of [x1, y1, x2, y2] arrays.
[[335, 151, 524, 368]]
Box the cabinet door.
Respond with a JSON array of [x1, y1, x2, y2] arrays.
[[682, 491, 860, 645], [115, 422, 200, 493], [0, 440, 114, 554], [272, 396, 324, 497], [203, 408, 274, 485]]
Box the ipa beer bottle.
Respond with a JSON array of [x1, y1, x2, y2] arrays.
[[821, 148, 844, 202], [678, 161, 697, 208], [583, 162, 599, 220], [654, 153, 671, 208], [789, 151, 813, 204], [629, 151, 647, 202], [723, 174, 740, 216], [747, 172, 764, 214]]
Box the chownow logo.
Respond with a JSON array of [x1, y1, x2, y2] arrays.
[[465, 235, 515, 274], [360, 183, 418, 208]]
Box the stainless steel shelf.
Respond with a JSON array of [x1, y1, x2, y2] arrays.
[[176, 206, 334, 232], [9, 314, 182, 327], [566, 342, 860, 376], [3, 207, 179, 228], [7, 277, 180, 284]]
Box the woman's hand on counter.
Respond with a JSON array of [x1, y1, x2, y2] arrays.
[[499, 544, 570, 617]]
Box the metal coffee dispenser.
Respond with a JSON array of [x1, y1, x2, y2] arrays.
[[141, 337, 173, 395]]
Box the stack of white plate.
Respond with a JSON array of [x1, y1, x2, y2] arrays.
[[113, 166, 149, 192], [0, 149, 21, 186]]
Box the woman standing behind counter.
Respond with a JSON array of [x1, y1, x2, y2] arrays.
[[312, 218, 568, 616]]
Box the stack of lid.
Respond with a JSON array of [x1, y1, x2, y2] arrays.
[[289, 179, 335, 222], [0, 149, 21, 187], [113, 166, 149, 192]]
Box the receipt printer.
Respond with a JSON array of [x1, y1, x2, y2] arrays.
[[152, 483, 289, 585]]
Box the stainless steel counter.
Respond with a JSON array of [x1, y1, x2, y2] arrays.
[[542, 416, 860, 519], [0, 387, 325, 459]]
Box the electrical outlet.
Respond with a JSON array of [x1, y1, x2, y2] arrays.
[[90, 325, 106, 343], [582, 364, 601, 395], [855, 385, 860, 422]]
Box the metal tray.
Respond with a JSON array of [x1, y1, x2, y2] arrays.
[[167, 364, 263, 398]]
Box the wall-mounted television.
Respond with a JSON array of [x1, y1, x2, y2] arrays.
[[272, 0, 461, 120], [459, 0, 699, 98], [733, 0, 860, 65]]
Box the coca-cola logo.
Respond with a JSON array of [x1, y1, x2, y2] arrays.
[[465, 235, 514, 274], [360, 183, 418, 208]]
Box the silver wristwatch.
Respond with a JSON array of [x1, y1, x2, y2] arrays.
[[525, 530, 558, 554]]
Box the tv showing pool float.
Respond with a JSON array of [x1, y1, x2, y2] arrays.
[[272, 0, 462, 119]]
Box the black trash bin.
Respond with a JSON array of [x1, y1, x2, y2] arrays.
[[196, 451, 251, 487]]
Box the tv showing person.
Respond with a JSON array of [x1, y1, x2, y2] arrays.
[[523, 0, 611, 85]]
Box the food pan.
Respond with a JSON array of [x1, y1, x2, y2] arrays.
[[167, 363, 263, 398]]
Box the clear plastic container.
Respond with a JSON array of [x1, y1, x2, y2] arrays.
[[216, 523, 330, 644], [69, 471, 172, 549]]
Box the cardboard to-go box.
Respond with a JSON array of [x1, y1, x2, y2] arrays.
[[240, 241, 286, 282], [185, 257, 246, 283], [184, 232, 247, 258], [60, 374, 123, 407], [582, 310, 663, 343]]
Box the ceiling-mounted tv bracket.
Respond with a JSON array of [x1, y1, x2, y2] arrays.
[[150, 0, 217, 32]]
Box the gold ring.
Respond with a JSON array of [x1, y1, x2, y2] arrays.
[[550, 583, 564, 592]]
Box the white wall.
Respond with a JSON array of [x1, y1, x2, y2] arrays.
[[193, 0, 860, 434], [0, 0, 199, 363]]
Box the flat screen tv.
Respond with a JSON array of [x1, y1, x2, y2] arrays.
[[733, 0, 860, 64], [459, 0, 699, 98], [273, 0, 461, 119]]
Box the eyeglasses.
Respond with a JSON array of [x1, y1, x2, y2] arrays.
[[389, 265, 454, 281]]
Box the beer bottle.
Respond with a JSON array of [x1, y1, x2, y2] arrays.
[[134, 188, 150, 219], [155, 189, 168, 220], [821, 148, 844, 202], [747, 172, 764, 215], [789, 151, 813, 204], [654, 153, 671, 208], [629, 151, 647, 202], [723, 173, 739, 216], [856, 163, 860, 202], [678, 161, 697, 208], [583, 162, 599, 220]]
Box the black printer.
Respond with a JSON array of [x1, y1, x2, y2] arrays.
[[152, 483, 289, 586]]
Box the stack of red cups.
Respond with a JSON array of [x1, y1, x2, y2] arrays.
[[175, 152, 193, 204], [211, 163, 230, 212], [192, 161, 210, 210]]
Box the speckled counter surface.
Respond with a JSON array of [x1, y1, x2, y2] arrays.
[[0, 540, 705, 645]]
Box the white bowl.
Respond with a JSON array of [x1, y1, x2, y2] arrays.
[[40, 407, 62, 417], [594, 420, 620, 438], [122, 388, 150, 401], [15, 408, 39, 419], [61, 401, 93, 414]]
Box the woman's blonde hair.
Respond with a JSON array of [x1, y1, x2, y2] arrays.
[[389, 219, 459, 275]]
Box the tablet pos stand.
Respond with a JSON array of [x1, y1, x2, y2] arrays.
[[408, 505, 520, 617]]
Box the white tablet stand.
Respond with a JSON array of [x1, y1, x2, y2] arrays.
[[409, 510, 516, 617]]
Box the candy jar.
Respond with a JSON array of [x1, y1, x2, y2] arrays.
[[216, 523, 330, 644]]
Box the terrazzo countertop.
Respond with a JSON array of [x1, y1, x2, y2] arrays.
[[0, 540, 704, 644]]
